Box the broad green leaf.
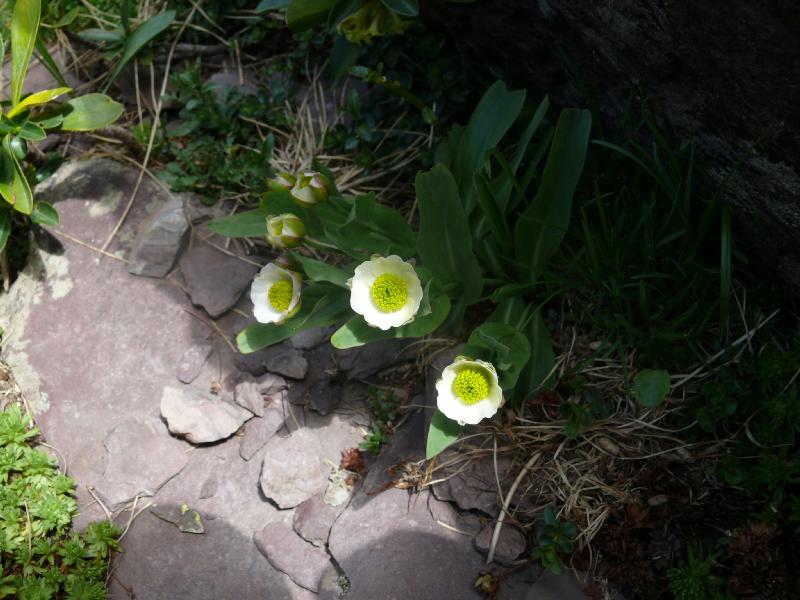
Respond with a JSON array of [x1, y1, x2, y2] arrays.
[[474, 173, 510, 248], [337, 193, 415, 257], [103, 10, 176, 91], [416, 164, 482, 303], [30, 201, 59, 226], [0, 116, 17, 135], [286, 0, 337, 32], [513, 310, 554, 404], [77, 28, 125, 44], [60, 94, 124, 131], [330, 294, 451, 349], [464, 322, 531, 390], [237, 284, 350, 353], [514, 108, 591, 282], [381, 0, 419, 17], [631, 369, 670, 408], [0, 209, 11, 252], [7, 87, 71, 118], [256, 0, 290, 11], [292, 253, 352, 288], [206, 209, 267, 238], [0, 139, 33, 215], [452, 81, 525, 206], [426, 410, 463, 459], [10, 0, 41, 107], [18, 122, 46, 141]]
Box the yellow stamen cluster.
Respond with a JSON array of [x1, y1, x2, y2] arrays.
[[370, 273, 408, 312], [268, 279, 294, 312], [453, 368, 490, 405]]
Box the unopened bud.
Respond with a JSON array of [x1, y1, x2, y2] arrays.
[[266, 213, 305, 249], [267, 172, 296, 192], [290, 171, 331, 207]]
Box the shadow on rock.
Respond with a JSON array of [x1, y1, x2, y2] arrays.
[[109, 504, 302, 600]]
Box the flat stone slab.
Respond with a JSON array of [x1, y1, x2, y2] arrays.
[[95, 416, 189, 508], [128, 195, 188, 278], [234, 375, 265, 416], [293, 492, 349, 547], [179, 243, 258, 318], [176, 343, 213, 384], [327, 488, 486, 600], [254, 522, 332, 592], [160, 385, 253, 444]]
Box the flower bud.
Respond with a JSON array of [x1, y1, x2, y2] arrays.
[[267, 172, 296, 192], [290, 171, 331, 207], [266, 213, 305, 249]]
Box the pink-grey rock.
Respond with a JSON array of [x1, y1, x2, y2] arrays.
[[432, 453, 512, 515], [474, 522, 528, 564], [254, 522, 332, 592], [95, 417, 189, 508], [427, 493, 482, 537], [160, 385, 253, 444], [150, 503, 205, 534], [259, 414, 363, 508], [523, 570, 591, 600], [257, 372, 288, 395], [176, 343, 213, 384], [179, 244, 258, 318], [290, 326, 335, 350], [293, 493, 349, 547], [127, 196, 189, 278], [239, 397, 287, 461], [266, 348, 308, 380], [326, 488, 485, 600], [234, 375, 264, 416]]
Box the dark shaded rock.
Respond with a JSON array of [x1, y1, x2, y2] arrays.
[[474, 522, 528, 565], [266, 348, 308, 379], [234, 374, 264, 416], [307, 379, 341, 416], [432, 453, 512, 515], [127, 196, 189, 278], [150, 503, 205, 534], [326, 488, 485, 600], [179, 244, 258, 318], [361, 408, 426, 494], [239, 396, 287, 461], [254, 522, 331, 592], [293, 493, 349, 548], [427, 493, 482, 537], [96, 417, 190, 508], [160, 385, 253, 444], [335, 338, 414, 380], [176, 343, 213, 384], [181, 191, 225, 224], [290, 326, 335, 350], [429, 0, 800, 293]]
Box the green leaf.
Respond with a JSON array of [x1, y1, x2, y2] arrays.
[[256, 0, 290, 11], [6, 86, 71, 118], [474, 173, 510, 248], [514, 108, 592, 282], [464, 322, 530, 391], [59, 94, 124, 131], [426, 410, 463, 459], [17, 122, 46, 141], [10, 0, 41, 107], [336, 193, 415, 257], [513, 310, 554, 405], [237, 284, 350, 353], [0, 138, 33, 214], [0, 208, 11, 252], [631, 369, 671, 408], [416, 164, 482, 303], [33, 39, 68, 87], [292, 253, 352, 288], [206, 209, 267, 238], [452, 81, 525, 206], [286, 0, 337, 32], [330, 294, 451, 349], [103, 10, 176, 92], [381, 0, 419, 17], [30, 201, 59, 226]]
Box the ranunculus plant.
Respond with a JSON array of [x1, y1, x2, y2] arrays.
[[208, 81, 591, 459]]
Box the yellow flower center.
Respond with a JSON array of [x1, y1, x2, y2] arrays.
[[453, 368, 490, 405], [370, 273, 408, 312], [268, 279, 294, 312]]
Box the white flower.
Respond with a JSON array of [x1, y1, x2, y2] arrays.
[[348, 255, 423, 331], [436, 357, 504, 425], [266, 213, 305, 249], [290, 171, 330, 206], [250, 263, 302, 324]]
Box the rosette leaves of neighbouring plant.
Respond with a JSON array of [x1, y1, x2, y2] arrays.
[[250, 263, 302, 324], [436, 357, 504, 425], [290, 171, 330, 207], [267, 172, 296, 193], [348, 254, 423, 331], [266, 213, 305, 249]]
